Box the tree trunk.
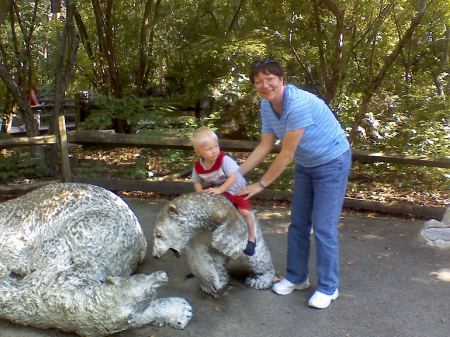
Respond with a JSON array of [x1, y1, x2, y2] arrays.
[[226, 0, 245, 35], [0, 63, 38, 135], [320, 0, 345, 104], [136, 0, 154, 92], [291, 0, 344, 104], [431, 24, 450, 96], [312, 0, 329, 97], [53, 1, 79, 116], [91, 0, 122, 97], [50, 0, 78, 178], [0, 62, 46, 171], [136, 0, 162, 93], [91, 0, 132, 133], [73, 8, 106, 90], [7, 0, 40, 138]]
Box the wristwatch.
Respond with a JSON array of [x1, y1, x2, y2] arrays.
[[258, 179, 266, 188]]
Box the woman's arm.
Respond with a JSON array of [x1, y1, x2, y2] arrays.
[[258, 128, 304, 187], [238, 132, 276, 176], [239, 128, 304, 198]]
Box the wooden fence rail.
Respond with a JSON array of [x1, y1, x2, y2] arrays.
[[0, 129, 448, 219], [66, 130, 450, 169], [3, 130, 448, 168], [0, 135, 57, 148]]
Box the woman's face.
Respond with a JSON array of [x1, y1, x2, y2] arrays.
[[253, 71, 284, 102]]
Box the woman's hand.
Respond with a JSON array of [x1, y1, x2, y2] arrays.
[[237, 183, 264, 199]]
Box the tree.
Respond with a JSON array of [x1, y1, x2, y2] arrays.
[[53, 0, 79, 121], [347, 1, 428, 143], [0, 0, 11, 24], [0, 0, 447, 160], [0, 0, 42, 136]]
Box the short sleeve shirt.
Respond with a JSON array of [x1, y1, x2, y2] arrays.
[[260, 84, 349, 167], [192, 153, 247, 195]]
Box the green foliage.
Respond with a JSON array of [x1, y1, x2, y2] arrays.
[[0, 151, 47, 182], [1, 0, 449, 190], [0, 1, 11, 24], [78, 95, 178, 131], [351, 85, 450, 159], [160, 149, 192, 175], [351, 162, 450, 190]]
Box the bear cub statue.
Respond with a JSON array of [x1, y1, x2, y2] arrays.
[[152, 192, 275, 296]]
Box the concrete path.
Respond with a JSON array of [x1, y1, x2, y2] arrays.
[[1, 198, 449, 337]]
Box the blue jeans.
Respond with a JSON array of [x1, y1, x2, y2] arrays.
[[286, 149, 351, 295]]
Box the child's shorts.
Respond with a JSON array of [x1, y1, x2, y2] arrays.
[[223, 192, 251, 210]]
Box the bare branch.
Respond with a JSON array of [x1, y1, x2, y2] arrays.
[[349, 3, 429, 143], [226, 0, 245, 35]]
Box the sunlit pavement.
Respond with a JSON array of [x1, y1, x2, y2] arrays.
[[1, 198, 449, 337]]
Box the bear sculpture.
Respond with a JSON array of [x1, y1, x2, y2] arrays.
[[0, 183, 192, 337], [421, 206, 450, 249], [152, 192, 275, 296]]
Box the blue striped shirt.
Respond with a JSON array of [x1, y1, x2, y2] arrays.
[[260, 84, 349, 167]]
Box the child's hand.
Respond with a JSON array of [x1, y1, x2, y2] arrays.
[[205, 187, 223, 195]]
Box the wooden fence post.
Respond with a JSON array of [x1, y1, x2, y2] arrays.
[[56, 115, 71, 182]]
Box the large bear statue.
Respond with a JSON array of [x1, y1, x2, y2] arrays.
[[0, 183, 192, 337]]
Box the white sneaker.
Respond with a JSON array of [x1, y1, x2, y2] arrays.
[[308, 289, 339, 309], [272, 278, 310, 295]]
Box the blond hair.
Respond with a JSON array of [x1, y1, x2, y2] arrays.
[[191, 126, 218, 148]]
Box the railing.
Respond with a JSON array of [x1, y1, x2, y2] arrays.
[[67, 130, 450, 169], [0, 125, 448, 219], [6, 101, 76, 135]]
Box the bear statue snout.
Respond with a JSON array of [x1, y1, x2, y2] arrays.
[[169, 248, 181, 258]]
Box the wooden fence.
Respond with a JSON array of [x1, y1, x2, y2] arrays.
[[0, 125, 448, 219]]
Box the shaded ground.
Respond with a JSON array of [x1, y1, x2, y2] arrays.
[[1, 197, 449, 337], [69, 147, 449, 209]]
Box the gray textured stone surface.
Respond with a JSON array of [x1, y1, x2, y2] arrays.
[[0, 183, 192, 337], [421, 207, 450, 249], [152, 193, 275, 296]]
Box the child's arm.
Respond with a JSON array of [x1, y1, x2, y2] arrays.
[[193, 182, 203, 192], [192, 166, 204, 192], [205, 174, 236, 195]]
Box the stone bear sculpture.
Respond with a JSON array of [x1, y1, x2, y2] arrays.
[[152, 192, 275, 296], [420, 206, 450, 249], [0, 183, 192, 337]]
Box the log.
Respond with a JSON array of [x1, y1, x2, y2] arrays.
[[0, 180, 62, 198], [0, 135, 57, 148], [67, 131, 265, 151], [351, 150, 450, 168], [1, 177, 444, 219]]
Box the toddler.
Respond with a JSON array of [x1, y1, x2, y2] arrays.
[[191, 126, 256, 256]]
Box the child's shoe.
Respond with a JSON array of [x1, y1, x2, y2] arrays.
[[243, 240, 256, 256]]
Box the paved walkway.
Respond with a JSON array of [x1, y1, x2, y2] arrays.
[[1, 198, 449, 337]]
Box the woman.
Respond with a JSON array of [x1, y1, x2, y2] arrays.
[[237, 57, 351, 309]]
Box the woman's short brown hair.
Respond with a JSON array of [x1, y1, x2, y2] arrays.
[[249, 57, 285, 84]]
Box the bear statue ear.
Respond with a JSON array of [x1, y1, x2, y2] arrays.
[[168, 204, 179, 214]]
